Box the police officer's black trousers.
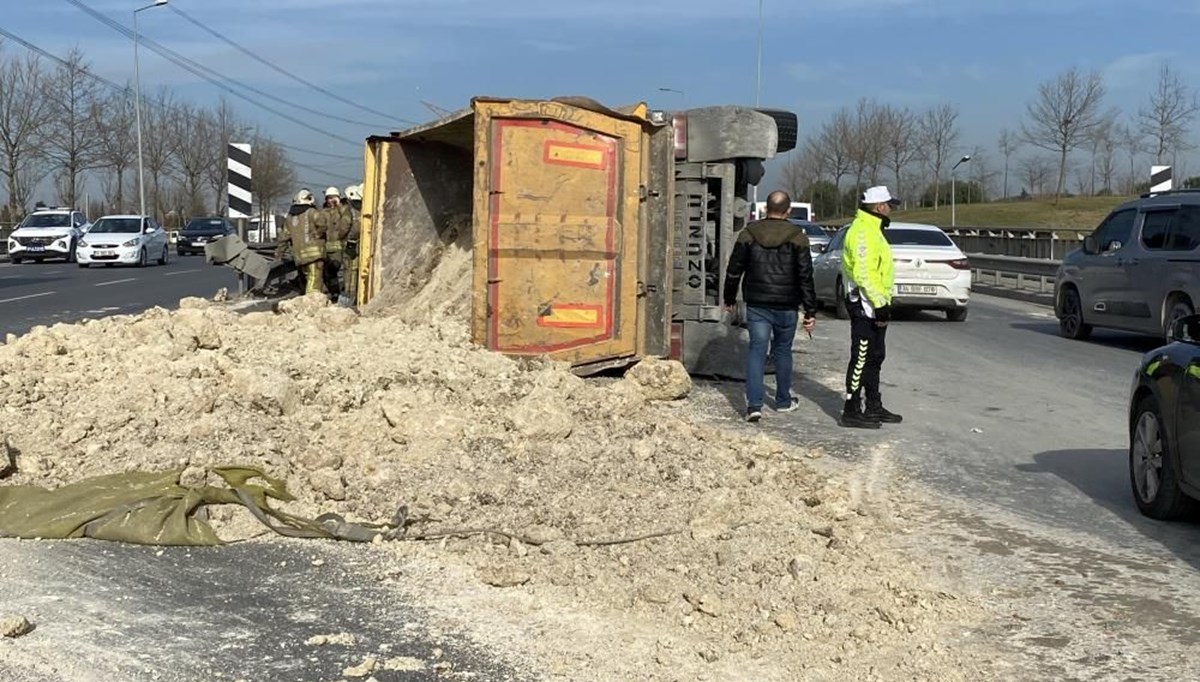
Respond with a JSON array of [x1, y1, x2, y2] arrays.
[[845, 300, 887, 409]]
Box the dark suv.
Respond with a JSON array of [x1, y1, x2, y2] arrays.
[[1055, 189, 1200, 343], [177, 217, 234, 256]]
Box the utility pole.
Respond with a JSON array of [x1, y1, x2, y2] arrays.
[[134, 0, 168, 219]]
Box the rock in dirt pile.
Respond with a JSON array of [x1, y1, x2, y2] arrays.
[[0, 291, 994, 680]]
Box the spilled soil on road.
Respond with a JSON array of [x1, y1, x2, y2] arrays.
[[0, 261, 1000, 680]]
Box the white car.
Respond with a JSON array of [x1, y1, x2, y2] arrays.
[[813, 221, 972, 321], [76, 215, 170, 268], [7, 207, 89, 263]]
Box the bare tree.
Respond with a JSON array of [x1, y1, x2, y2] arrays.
[[883, 106, 917, 202], [93, 86, 137, 213], [966, 146, 998, 203], [855, 98, 889, 186], [172, 102, 214, 217], [45, 48, 104, 207], [141, 88, 179, 219], [1137, 61, 1200, 164], [250, 136, 295, 222], [1098, 125, 1118, 194], [814, 110, 853, 214], [1020, 66, 1108, 203], [997, 128, 1021, 199], [1084, 115, 1116, 196], [781, 145, 819, 199], [917, 104, 960, 209], [1116, 123, 1144, 193], [1019, 155, 1055, 196], [0, 49, 52, 213]]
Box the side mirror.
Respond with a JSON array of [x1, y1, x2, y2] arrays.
[[1170, 313, 1200, 344], [144, 227, 155, 234], [1105, 239, 1122, 253], [812, 243, 827, 254], [1082, 235, 1098, 255]]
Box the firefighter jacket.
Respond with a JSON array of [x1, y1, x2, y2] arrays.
[[841, 209, 894, 309], [278, 204, 327, 266], [322, 204, 352, 255]]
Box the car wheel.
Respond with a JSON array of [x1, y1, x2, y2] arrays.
[[138, 248, 147, 268], [10, 257, 20, 264], [946, 307, 968, 322], [834, 277, 849, 320], [1164, 296, 1194, 344], [78, 262, 89, 269], [1130, 393, 1197, 520], [158, 244, 168, 266], [1058, 287, 1092, 340], [67, 241, 76, 263]]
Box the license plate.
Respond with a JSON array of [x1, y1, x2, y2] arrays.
[[95, 250, 115, 257], [29, 246, 44, 252], [897, 284, 938, 295], [193, 241, 207, 247]]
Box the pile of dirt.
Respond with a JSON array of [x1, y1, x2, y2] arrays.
[[0, 292, 992, 680]]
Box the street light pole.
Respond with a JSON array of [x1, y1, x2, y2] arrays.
[[752, 0, 764, 211], [134, 0, 168, 219], [951, 154, 971, 227]]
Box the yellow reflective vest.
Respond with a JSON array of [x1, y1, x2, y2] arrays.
[[841, 209, 894, 309]]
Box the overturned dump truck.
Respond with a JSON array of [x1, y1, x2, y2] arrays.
[[357, 96, 796, 377]]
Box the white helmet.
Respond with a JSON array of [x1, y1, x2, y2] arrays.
[[324, 186, 341, 199], [344, 185, 362, 202], [294, 188, 315, 205]]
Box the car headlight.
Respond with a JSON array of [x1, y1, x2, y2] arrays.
[[122, 238, 140, 248]]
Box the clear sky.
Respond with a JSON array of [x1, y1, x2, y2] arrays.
[[6, 0, 1199, 196]]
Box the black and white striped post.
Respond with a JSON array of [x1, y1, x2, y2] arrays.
[[227, 143, 252, 294], [1151, 165, 1173, 194]]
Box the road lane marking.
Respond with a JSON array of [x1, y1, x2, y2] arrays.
[[43, 270, 62, 275], [95, 278, 137, 287], [0, 291, 56, 304], [164, 269, 201, 277]]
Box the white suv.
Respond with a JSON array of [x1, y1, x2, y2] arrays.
[[7, 207, 89, 263]]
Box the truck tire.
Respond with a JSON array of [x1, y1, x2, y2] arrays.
[[754, 108, 798, 154]]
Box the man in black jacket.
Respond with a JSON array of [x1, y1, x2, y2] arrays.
[[723, 191, 819, 422]]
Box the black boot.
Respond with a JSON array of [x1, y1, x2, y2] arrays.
[[840, 399, 881, 429], [865, 400, 903, 424]]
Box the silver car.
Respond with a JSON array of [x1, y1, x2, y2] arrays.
[[788, 219, 831, 255], [1055, 190, 1200, 343]]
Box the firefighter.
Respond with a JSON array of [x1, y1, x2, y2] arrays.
[[276, 188, 328, 295], [321, 186, 350, 300], [340, 184, 363, 307]]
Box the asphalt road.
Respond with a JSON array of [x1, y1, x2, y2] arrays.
[[689, 294, 1200, 679], [0, 253, 239, 338], [0, 540, 530, 682]]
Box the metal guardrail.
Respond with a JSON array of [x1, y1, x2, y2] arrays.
[[818, 222, 1090, 260], [967, 253, 1061, 297]]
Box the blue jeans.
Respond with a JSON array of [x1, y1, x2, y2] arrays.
[[745, 306, 797, 411]]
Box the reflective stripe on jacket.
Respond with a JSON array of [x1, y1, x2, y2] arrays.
[[841, 209, 893, 308], [284, 207, 326, 265]]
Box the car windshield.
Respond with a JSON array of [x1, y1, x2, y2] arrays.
[[184, 219, 226, 231], [788, 206, 810, 221], [19, 213, 71, 228], [788, 220, 826, 237], [89, 218, 143, 234], [885, 228, 954, 246]]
